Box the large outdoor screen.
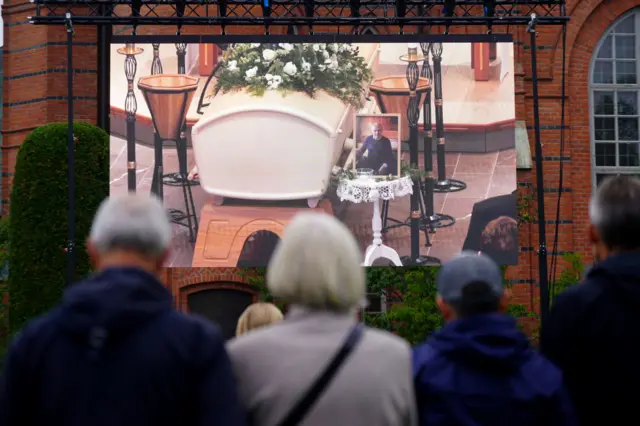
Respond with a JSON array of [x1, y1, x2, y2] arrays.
[[109, 40, 517, 268]]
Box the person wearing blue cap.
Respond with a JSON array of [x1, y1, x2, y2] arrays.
[[412, 251, 576, 426]]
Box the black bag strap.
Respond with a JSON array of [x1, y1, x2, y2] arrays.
[[276, 324, 364, 426]]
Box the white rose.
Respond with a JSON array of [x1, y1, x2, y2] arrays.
[[245, 66, 258, 79], [313, 44, 321, 52], [263, 49, 276, 61], [322, 50, 330, 60], [283, 62, 298, 76], [318, 64, 326, 71], [279, 43, 294, 51], [328, 60, 339, 71], [251, 43, 261, 47], [227, 60, 238, 71], [301, 60, 311, 72], [268, 75, 282, 89]]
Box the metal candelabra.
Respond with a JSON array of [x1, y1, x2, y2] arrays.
[[151, 43, 163, 75], [150, 43, 164, 198], [118, 43, 143, 192], [420, 42, 456, 229], [431, 43, 467, 193], [176, 43, 187, 74], [401, 44, 440, 266]]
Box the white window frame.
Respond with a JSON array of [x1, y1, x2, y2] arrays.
[[589, 9, 640, 188]]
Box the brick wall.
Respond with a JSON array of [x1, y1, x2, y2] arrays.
[[3, 0, 636, 312]]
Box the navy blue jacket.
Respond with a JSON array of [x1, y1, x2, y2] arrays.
[[0, 267, 246, 426], [413, 314, 576, 426], [540, 252, 640, 426]]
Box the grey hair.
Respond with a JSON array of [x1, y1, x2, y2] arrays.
[[89, 194, 172, 258], [588, 175, 640, 250], [266, 212, 366, 312]]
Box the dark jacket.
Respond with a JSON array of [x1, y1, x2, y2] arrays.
[[413, 314, 576, 426], [356, 135, 397, 175], [0, 267, 246, 426], [540, 252, 640, 426]]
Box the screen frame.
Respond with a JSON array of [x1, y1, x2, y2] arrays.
[[111, 33, 513, 44]]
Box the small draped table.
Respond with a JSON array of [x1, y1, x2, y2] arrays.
[[337, 175, 413, 266]]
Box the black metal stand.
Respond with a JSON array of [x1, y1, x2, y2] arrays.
[[151, 43, 163, 74], [160, 42, 200, 231], [65, 13, 76, 286], [121, 45, 141, 192], [150, 43, 164, 199], [431, 43, 467, 194], [176, 42, 187, 74], [381, 43, 455, 243], [400, 47, 440, 266], [529, 14, 550, 326]]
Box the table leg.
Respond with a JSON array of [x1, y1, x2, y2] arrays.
[[363, 198, 404, 266]]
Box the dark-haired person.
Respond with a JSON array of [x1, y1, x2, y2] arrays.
[[462, 190, 517, 253], [478, 215, 518, 265], [540, 175, 640, 426], [413, 252, 576, 426]]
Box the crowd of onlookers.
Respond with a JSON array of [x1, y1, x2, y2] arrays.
[[1, 174, 640, 426]]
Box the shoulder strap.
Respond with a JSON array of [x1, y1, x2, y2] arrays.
[[276, 324, 364, 426]]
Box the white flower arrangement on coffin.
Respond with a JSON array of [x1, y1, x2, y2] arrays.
[[214, 43, 373, 108]]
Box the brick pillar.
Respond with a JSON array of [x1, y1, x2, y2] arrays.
[[2, 4, 98, 212]]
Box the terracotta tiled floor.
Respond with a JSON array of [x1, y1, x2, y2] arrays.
[[110, 136, 516, 267]]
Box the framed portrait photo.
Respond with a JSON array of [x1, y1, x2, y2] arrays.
[[350, 113, 402, 179]]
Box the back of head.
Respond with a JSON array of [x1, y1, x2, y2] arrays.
[[481, 216, 518, 252], [266, 212, 365, 313], [89, 194, 172, 260], [236, 302, 283, 336], [589, 175, 640, 251], [437, 251, 504, 318]]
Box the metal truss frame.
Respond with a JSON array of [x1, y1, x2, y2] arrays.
[[30, 0, 567, 29]]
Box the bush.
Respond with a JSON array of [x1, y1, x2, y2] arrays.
[[8, 122, 109, 334]]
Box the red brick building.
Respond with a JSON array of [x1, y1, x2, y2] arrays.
[[2, 1, 638, 331]]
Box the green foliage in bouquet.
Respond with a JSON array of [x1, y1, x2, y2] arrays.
[[214, 43, 373, 108]]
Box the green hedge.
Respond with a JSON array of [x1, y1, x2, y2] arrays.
[[8, 122, 109, 333]]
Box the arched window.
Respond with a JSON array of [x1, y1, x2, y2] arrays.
[[591, 11, 640, 186]]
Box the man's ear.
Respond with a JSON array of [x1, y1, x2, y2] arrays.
[[589, 224, 599, 244], [154, 249, 170, 272], [498, 289, 512, 313], [436, 295, 453, 321], [86, 238, 99, 270]]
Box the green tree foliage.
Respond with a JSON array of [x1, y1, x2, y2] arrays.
[[8, 123, 109, 334], [234, 254, 585, 345]]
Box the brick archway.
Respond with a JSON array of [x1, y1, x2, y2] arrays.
[[165, 268, 258, 312], [564, 1, 640, 255]]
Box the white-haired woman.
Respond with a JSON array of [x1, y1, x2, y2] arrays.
[[226, 213, 417, 426]]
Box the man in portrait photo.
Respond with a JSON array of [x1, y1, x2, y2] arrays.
[[355, 121, 398, 176]]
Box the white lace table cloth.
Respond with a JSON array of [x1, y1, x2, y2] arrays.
[[337, 175, 414, 203]]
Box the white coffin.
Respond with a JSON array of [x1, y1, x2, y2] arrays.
[[191, 43, 380, 203]]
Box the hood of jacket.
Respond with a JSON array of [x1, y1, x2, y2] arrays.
[[56, 267, 173, 352], [428, 313, 531, 372]]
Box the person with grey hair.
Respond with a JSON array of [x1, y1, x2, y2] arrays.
[[540, 175, 640, 426], [413, 252, 576, 426], [0, 194, 246, 426], [227, 212, 417, 426]]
